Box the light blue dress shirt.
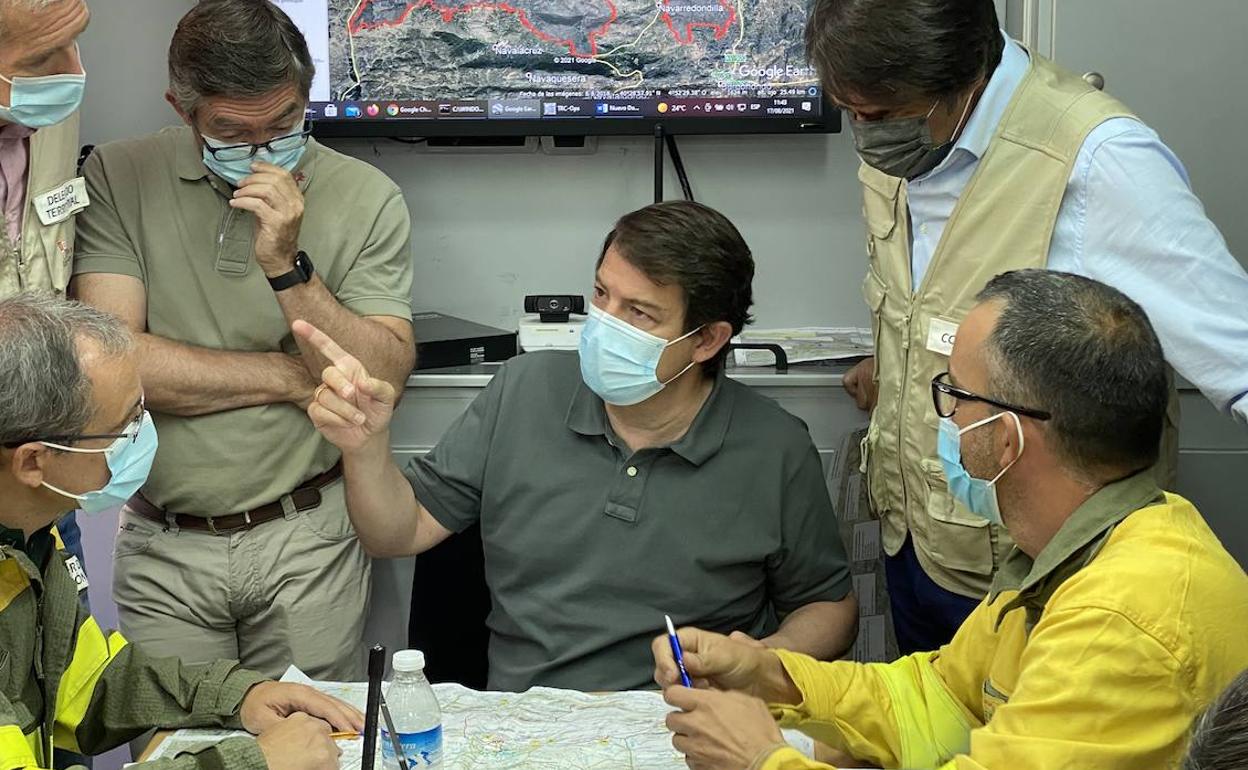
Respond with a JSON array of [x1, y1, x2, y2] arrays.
[[906, 35, 1248, 424]]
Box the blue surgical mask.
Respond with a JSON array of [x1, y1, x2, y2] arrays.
[[936, 412, 1023, 525], [40, 412, 159, 514], [578, 304, 703, 406], [0, 60, 86, 129], [201, 133, 308, 187]]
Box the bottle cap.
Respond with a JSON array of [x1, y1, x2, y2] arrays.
[[393, 649, 426, 672]]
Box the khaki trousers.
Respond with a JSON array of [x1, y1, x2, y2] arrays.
[[112, 478, 370, 680]]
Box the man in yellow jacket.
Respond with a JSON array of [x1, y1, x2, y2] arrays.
[[0, 292, 363, 770], [654, 270, 1248, 770]]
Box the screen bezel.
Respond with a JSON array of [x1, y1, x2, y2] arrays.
[[309, 99, 842, 138]]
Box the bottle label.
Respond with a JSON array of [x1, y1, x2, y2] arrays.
[[381, 726, 443, 768]]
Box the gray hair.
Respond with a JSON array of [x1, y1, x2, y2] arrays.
[[975, 270, 1168, 484], [0, 292, 133, 448], [1184, 669, 1248, 770], [168, 0, 314, 115]]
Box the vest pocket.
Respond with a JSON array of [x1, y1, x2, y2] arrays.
[[862, 269, 887, 382], [920, 458, 993, 576]]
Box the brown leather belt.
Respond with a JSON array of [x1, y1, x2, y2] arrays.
[[127, 461, 343, 535]]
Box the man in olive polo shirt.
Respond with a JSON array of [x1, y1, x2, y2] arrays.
[[297, 201, 858, 691], [69, 0, 415, 680]]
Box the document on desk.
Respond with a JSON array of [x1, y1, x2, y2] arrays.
[[147, 668, 833, 769], [732, 327, 873, 366]]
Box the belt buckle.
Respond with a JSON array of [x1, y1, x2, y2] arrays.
[[206, 511, 252, 536]]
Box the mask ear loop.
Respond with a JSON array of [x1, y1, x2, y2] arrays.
[[988, 412, 1025, 485], [658, 325, 706, 387]]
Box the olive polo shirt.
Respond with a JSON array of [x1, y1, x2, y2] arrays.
[[405, 350, 853, 692], [72, 126, 414, 514]]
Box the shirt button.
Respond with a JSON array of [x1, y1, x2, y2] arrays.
[[919, 223, 929, 235], [627, 466, 638, 477]]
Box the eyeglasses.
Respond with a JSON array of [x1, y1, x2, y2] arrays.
[[3, 397, 147, 449], [931, 372, 1051, 421], [201, 122, 312, 162]]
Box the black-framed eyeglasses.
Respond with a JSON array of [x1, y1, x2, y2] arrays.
[[931, 372, 1051, 421], [2, 397, 147, 449], [201, 121, 312, 162]]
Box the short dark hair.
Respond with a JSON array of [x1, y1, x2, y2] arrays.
[[1185, 668, 1248, 770], [169, 0, 314, 114], [804, 0, 1004, 106], [976, 270, 1167, 483], [599, 201, 754, 376]]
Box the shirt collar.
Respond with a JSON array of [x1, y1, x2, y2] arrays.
[[916, 32, 1030, 179], [989, 470, 1166, 605], [0, 523, 55, 571], [565, 369, 735, 466], [0, 122, 34, 141], [175, 125, 320, 191]]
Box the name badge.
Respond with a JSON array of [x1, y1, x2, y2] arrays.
[[926, 317, 959, 357], [64, 554, 90, 593], [35, 177, 90, 226]]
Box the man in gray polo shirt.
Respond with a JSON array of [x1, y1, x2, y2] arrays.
[[298, 202, 857, 691]]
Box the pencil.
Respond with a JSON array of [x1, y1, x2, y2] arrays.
[[331, 732, 360, 740]]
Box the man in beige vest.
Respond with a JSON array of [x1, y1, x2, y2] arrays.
[[0, 0, 88, 298], [805, 0, 1248, 652]]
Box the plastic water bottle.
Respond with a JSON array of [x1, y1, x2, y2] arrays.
[[381, 650, 443, 769]]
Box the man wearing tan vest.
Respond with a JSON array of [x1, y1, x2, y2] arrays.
[[0, 0, 88, 298], [805, 0, 1248, 652]]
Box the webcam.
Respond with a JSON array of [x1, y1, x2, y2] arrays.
[[524, 295, 586, 323]]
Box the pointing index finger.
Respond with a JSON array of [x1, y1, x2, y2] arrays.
[[293, 320, 360, 372]]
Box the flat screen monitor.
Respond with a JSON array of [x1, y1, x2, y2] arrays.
[[275, 0, 839, 137]]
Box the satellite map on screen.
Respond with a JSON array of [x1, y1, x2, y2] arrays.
[[327, 0, 816, 101]]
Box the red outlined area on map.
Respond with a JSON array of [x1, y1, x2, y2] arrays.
[[348, 0, 738, 58], [659, 0, 736, 45]]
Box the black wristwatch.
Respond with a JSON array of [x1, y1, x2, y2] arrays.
[[268, 250, 315, 291]]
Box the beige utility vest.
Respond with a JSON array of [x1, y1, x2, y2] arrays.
[[859, 53, 1179, 598], [0, 112, 82, 297]]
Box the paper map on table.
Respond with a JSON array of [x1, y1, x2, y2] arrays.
[[147, 669, 818, 769], [732, 327, 873, 366]]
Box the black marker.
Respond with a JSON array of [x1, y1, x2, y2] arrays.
[[362, 645, 386, 770]]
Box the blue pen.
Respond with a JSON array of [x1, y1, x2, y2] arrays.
[[665, 614, 693, 688]]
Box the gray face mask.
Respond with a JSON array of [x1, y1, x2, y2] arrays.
[[850, 95, 973, 180]]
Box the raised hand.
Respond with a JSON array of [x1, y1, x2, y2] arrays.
[[229, 161, 305, 279], [292, 319, 396, 452]]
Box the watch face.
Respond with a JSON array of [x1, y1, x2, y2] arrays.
[[295, 251, 314, 279]]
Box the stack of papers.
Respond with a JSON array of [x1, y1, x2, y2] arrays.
[[733, 327, 873, 367]]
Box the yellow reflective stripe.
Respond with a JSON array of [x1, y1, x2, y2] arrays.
[[876, 653, 972, 769], [49, 527, 64, 552], [0, 560, 30, 614], [52, 617, 128, 754], [0, 723, 39, 769]]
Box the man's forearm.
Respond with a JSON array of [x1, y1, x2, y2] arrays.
[[138, 333, 315, 417], [765, 600, 859, 661], [273, 278, 414, 391], [342, 435, 427, 557]]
